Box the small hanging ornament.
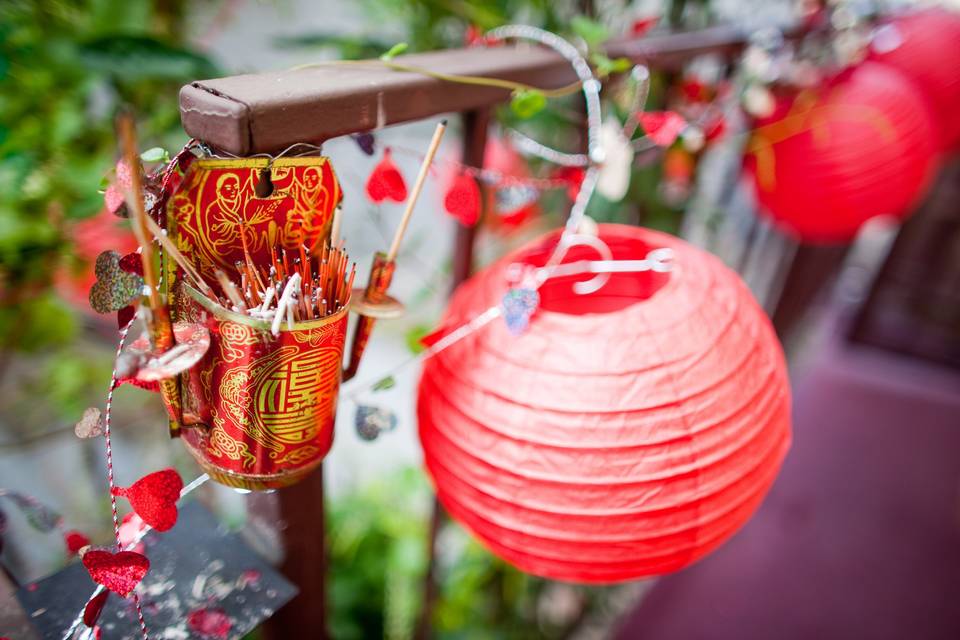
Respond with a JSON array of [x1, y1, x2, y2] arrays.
[[355, 405, 398, 441], [500, 287, 540, 335], [81, 548, 150, 597], [119, 513, 147, 555], [4, 492, 62, 532], [104, 160, 162, 219], [121, 322, 211, 383], [366, 148, 408, 203], [89, 250, 145, 314], [494, 184, 540, 217], [596, 120, 634, 201], [352, 132, 376, 156], [187, 606, 233, 638], [64, 530, 91, 555], [75, 407, 104, 439], [110, 468, 183, 532], [630, 16, 658, 37], [742, 84, 776, 118], [443, 171, 482, 226], [637, 111, 687, 146], [553, 167, 586, 201]]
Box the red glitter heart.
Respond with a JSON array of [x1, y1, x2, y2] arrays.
[[552, 166, 585, 201], [117, 305, 136, 330], [65, 530, 91, 555], [187, 606, 233, 638], [111, 468, 183, 532], [443, 172, 481, 226], [365, 148, 407, 203], [81, 549, 149, 596], [83, 590, 110, 627], [637, 111, 687, 146], [118, 252, 143, 277]]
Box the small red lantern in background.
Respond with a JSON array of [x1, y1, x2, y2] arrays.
[[867, 7, 960, 150], [744, 62, 937, 244], [417, 224, 791, 584]]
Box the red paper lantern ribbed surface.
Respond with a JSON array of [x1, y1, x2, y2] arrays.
[[417, 224, 791, 584], [868, 8, 960, 150], [744, 61, 937, 244]]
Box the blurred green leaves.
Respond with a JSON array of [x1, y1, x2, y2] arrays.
[[510, 89, 546, 119], [0, 0, 213, 346], [327, 466, 610, 640], [380, 42, 409, 61]]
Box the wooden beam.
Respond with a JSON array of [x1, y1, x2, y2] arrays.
[[180, 46, 575, 155], [179, 23, 802, 155]]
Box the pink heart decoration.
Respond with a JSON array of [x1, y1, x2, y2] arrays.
[[443, 172, 481, 226], [365, 149, 407, 203], [111, 468, 183, 532], [637, 111, 688, 146], [104, 161, 132, 216], [81, 548, 150, 596]]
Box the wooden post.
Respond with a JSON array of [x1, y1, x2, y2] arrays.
[[258, 467, 328, 640], [415, 107, 490, 640]]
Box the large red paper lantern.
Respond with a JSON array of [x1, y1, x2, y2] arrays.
[[744, 61, 937, 244], [867, 7, 960, 150], [417, 224, 791, 583]]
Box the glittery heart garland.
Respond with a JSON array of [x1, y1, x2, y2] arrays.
[[81, 548, 150, 597], [89, 250, 144, 314], [111, 469, 184, 532], [365, 148, 408, 203]]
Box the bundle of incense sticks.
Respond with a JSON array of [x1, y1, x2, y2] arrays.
[[212, 241, 356, 335]]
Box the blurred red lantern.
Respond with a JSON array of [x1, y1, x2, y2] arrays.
[[744, 62, 937, 244], [417, 224, 791, 583], [867, 7, 960, 150]]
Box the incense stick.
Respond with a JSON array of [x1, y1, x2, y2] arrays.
[[386, 120, 447, 262], [141, 214, 218, 301], [330, 205, 343, 245], [116, 114, 161, 310]]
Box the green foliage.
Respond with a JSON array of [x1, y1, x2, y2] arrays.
[[509, 89, 547, 119], [380, 42, 410, 61], [0, 0, 214, 422], [404, 325, 431, 355], [328, 467, 613, 640], [140, 146, 170, 164], [570, 15, 609, 47], [591, 53, 633, 79]]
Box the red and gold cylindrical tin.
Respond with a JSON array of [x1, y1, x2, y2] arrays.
[[177, 286, 349, 490]]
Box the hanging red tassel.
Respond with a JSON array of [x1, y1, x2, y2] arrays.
[[365, 148, 408, 203], [443, 171, 482, 226], [111, 468, 183, 532]]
